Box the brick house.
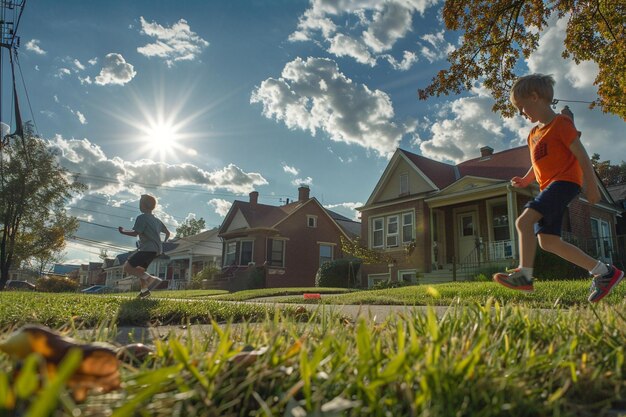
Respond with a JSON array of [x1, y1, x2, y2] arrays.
[[217, 185, 360, 288], [357, 146, 622, 287]]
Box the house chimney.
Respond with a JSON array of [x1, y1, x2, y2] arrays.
[[298, 185, 310, 202], [249, 191, 258, 205], [561, 105, 574, 121], [480, 146, 494, 157]]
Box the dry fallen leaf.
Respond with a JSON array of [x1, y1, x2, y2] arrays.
[[0, 324, 121, 401]]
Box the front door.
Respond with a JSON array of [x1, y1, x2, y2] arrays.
[[457, 211, 478, 262]]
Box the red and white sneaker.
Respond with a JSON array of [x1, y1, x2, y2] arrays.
[[588, 264, 624, 303], [493, 268, 534, 292]]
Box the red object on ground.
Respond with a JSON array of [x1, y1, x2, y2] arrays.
[[303, 293, 321, 299]]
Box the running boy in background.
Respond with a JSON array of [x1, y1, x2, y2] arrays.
[[119, 194, 170, 299], [493, 74, 623, 302]]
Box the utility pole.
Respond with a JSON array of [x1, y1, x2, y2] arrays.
[[0, 0, 26, 146]]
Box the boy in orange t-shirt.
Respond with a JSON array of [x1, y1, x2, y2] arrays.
[[493, 74, 623, 302]]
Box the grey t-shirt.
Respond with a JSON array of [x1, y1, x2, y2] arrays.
[[132, 213, 167, 253]]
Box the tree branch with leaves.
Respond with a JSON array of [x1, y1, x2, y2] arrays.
[[419, 0, 625, 120]]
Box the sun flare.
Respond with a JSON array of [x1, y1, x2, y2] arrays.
[[143, 122, 178, 152]]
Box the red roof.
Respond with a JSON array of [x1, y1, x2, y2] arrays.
[[400, 149, 456, 189], [401, 146, 530, 189], [458, 146, 531, 181]]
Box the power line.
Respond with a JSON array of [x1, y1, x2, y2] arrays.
[[71, 171, 292, 201], [552, 98, 626, 109]]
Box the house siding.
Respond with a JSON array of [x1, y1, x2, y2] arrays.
[[267, 202, 345, 287], [361, 199, 430, 282]]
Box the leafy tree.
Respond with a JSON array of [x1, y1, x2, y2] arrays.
[[0, 124, 85, 289], [27, 246, 65, 277], [591, 153, 626, 186], [340, 236, 394, 265], [176, 217, 206, 238], [418, 1, 626, 120]]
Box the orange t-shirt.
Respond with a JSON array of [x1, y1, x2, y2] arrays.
[[528, 114, 583, 190]]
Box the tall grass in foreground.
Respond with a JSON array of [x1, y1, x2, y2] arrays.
[[1, 299, 625, 417]]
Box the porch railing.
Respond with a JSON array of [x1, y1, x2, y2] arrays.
[[456, 234, 626, 280]]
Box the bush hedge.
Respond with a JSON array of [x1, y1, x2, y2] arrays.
[[315, 259, 361, 288], [36, 276, 79, 293]]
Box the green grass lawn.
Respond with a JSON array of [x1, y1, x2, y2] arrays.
[[272, 279, 626, 308], [1, 282, 625, 416], [1, 301, 624, 416]]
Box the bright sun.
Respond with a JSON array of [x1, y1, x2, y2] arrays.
[[145, 122, 177, 151], [137, 119, 187, 160]]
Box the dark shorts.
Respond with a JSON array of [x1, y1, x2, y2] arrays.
[[127, 251, 157, 269], [524, 181, 581, 236]]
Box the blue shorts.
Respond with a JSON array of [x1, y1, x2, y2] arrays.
[[127, 251, 157, 269], [524, 181, 581, 236]]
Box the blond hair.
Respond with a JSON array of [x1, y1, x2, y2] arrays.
[[140, 194, 157, 212], [510, 74, 555, 103]]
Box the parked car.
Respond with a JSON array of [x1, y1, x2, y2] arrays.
[[81, 285, 115, 294], [5, 280, 36, 291]]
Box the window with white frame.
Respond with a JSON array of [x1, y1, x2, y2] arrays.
[[371, 211, 415, 249], [591, 218, 613, 261], [373, 218, 384, 248], [307, 215, 318, 228], [240, 240, 254, 265], [319, 244, 333, 267], [402, 212, 414, 243], [386, 215, 399, 247], [398, 270, 416, 283], [267, 238, 285, 267], [225, 241, 237, 266], [368, 273, 390, 288]]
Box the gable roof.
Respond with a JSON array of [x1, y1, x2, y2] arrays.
[[457, 146, 531, 181], [166, 228, 222, 257], [219, 196, 360, 239], [399, 149, 457, 189], [361, 146, 533, 210]]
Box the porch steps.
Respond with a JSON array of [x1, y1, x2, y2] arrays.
[[419, 268, 472, 284]]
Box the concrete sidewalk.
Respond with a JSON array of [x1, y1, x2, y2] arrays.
[[101, 302, 452, 345]]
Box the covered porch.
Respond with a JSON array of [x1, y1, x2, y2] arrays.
[[424, 180, 535, 280]]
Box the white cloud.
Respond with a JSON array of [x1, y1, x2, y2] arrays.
[[47, 136, 269, 196], [328, 34, 376, 66], [384, 50, 418, 70], [78, 76, 92, 85], [55, 68, 71, 78], [324, 201, 363, 221], [289, 0, 440, 69], [73, 59, 86, 71], [25, 39, 46, 55], [208, 198, 232, 217], [88, 58, 98, 66], [292, 176, 313, 187], [414, 96, 510, 163], [251, 57, 402, 157], [137, 16, 209, 67], [282, 163, 300, 176], [95, 53, 136, 86], [419, 29, 455, 63], [75, 111, 87, 125]]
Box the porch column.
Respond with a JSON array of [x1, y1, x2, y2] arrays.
[[506, 185, 517, 259], [188, 249, 193, 282]]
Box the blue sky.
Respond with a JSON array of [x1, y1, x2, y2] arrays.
[[5, 0, 625, 264]]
